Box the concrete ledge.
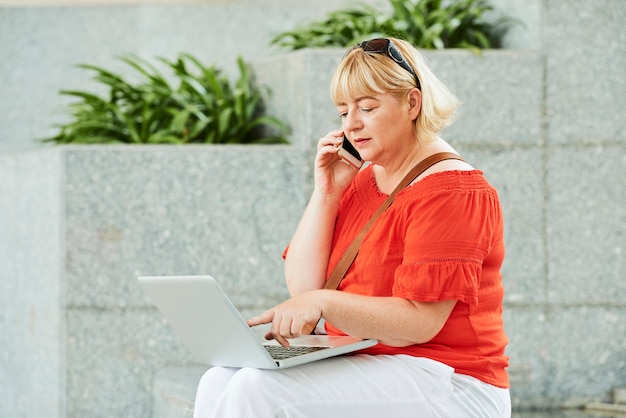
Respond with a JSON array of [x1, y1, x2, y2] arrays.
[[584, 402, 626, 415], [153, 367, 620, 418]]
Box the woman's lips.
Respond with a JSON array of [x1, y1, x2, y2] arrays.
[[354, 138, 370, 148]]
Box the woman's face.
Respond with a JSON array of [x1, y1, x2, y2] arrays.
[[336, 90, 420, 167]]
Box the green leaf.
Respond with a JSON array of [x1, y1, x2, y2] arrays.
[[270, 0, 518, 51], [42, 53, 290, 145]]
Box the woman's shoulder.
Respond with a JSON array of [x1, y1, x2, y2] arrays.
[[394, 170, 502, 218], [413, 158, 474, 183], [397, 170, 503, 236], [405, 169, 493, 194], [350, 163, 493, 197], [407, 138, 474, 181]]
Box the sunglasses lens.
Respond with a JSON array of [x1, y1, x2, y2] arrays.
[[361, 38, 388, 53], [352, 38, 421, 90]]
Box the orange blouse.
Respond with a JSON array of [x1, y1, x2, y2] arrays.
[[324, 165, 509, 388]]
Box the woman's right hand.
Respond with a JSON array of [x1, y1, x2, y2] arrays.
[[314, 130, 360, 197], [284, 130, 360, 295]]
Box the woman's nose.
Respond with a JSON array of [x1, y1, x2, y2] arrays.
[[342, 113, 361, 132]]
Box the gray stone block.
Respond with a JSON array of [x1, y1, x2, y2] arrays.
[[252, 48, 345, 154], [0, 149, 64, 418], [0, 7, 142, 151], [542, 306, 626, 407], [64, 145, 306, 310], [153, 367, 206, 418], [490, 0, 543, 50], [545, 0, 626, 144], [504, 306, 551, 410], [458, 146, 546, 304], [430, 50, 543, 146], [66, 309, 192, 418], [546, 146, 625, 304], [505, 305, 626, 409]]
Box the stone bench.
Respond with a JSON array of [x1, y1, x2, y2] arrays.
[[153, 367, 206, 418], [152, 366, 626, 418]]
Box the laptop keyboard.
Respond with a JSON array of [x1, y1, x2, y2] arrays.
[[264, 345, 329, 360]]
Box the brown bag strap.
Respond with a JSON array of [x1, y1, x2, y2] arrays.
[[302, 152, 463, 334]]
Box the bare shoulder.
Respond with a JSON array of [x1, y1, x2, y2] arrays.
[[433, 157, 474, 172], [414, 158, 474, 182], [425, 139, 473, 169]]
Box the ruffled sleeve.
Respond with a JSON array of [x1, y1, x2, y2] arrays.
[[388, 171, 503, 311], [393, 260, 481, 308]]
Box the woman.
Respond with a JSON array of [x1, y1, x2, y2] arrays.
[[193, 37, 510, 417]]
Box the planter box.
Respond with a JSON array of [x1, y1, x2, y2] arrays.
[[0, 145, 308, 418]]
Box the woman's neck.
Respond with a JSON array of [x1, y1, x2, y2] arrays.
[[373, 139, 446, 194]]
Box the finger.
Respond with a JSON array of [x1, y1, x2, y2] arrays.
[[246, 309, 274, 327], [264, 312, 287, 342], [274, 333, 291, 349], [291, 316, 307, 337], [317, 142, 344, 164], [262, 330, 290, 349], [325, 129, 343, 141], [318, 131, 344, 149], [279, 315, 295, 340]]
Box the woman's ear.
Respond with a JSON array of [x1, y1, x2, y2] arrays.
[[407, 88, 421, 120]]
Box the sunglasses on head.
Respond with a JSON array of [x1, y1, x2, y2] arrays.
[[348, 38, 421, 91]]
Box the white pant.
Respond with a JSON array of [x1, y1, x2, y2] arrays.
[[192, 354, 510, 418]]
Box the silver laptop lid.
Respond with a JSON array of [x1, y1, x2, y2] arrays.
[[138, 275, 278, 368]]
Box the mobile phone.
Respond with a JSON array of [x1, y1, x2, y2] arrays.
[[338, 136, 363, 168]]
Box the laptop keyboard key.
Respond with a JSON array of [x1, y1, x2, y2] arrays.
[[264, 345, 328, 360]]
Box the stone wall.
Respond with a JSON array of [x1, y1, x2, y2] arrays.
[[0, 1, 624, 417]]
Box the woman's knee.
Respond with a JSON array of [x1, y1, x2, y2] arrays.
[[194, 367, 238, 417], [197, 367, 237, 391], [224, 368, 268, 396], [213, 368, 278, 416]]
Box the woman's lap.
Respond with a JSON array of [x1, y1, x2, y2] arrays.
[[193, 354, 510, 418]]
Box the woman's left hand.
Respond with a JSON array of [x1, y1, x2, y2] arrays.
[[247, 291, 324, 348]]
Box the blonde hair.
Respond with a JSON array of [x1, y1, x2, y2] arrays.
[[330, 38, 461, 144]]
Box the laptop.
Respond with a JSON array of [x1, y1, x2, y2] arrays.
[[138, 275, 378, 369]]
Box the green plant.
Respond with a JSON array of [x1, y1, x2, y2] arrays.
[[271, 0, 516, 51], [271, 5, 387, 50], [43, 54, 289, 144]]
